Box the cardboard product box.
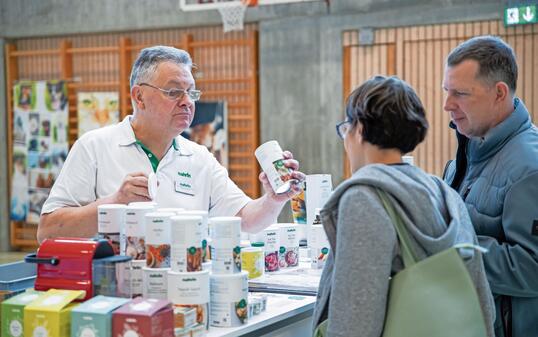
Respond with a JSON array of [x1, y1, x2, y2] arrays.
[[71, 295, 131, 337], [24, 289, 85, 337], [113, 297, 174, 337], [190, 323, 206, 337], [173, 306, 196, 329], [1, 290, 43, 337]]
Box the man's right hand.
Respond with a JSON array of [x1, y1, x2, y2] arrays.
[[110, 172, 152, 204]]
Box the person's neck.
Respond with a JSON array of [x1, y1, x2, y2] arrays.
[[356, 144, 403, 171], [483, 98, 516, 137], [131, 117, 175, 160]]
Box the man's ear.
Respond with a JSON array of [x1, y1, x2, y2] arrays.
[[495, 81, 510, 103], [131, 86, 145, 109]]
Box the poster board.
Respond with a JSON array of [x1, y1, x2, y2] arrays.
[[181, 101, 228, 167], [77, 92, 120, 137], [10, 81, 69, 224]]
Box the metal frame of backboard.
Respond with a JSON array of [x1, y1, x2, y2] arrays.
[[179, 0, 320, 12]]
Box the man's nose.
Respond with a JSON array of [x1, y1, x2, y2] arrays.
[[176, 94, 194, 108], [443, 93, 454, 112]]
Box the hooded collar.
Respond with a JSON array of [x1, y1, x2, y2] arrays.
[[320, 164, 467, 257]]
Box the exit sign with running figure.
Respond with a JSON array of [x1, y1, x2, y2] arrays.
[[504, 4, 537, 26]]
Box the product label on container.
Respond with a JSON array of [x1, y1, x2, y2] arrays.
[[241, 249, 264, 279], [210, 300, 248, 327], [98, 232, 120, 255], [171, 245, 202, 272], [210, 246, 241, 273], [143, 269, 168, 300], [146, 244, 170, 268], [279, 226, 299, 268], [271, 159, 293, 188], [126, 236, 145, 260], [311, 247, 329, 269], [176, 304, 209, 330], [279, 247, 299, 268], [128, 261, 144, 297], [263, 229, 280, 272], [310, 224, 330, 269]]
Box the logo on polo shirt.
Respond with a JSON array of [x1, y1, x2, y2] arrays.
[[178, 171, 191, 178]]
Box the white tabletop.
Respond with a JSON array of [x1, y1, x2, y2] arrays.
[[206, 293, 316, 337]]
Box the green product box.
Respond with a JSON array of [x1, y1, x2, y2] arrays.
[[24, 289, 85, 337], [1, 290, 43, 337], [71, 295, 131, 337]]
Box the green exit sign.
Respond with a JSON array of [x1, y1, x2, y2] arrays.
[[504, 4, 537, 26]]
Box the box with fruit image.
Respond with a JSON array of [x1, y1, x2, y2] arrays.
[[71, 295, 130, 337], [24, 289, 85, 337], [1, 290, 43, 337], [112, 297, 174, 337], [277, 224, 299, 268]]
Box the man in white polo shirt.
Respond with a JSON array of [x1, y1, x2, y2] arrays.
[[38, 46, 304, 243]]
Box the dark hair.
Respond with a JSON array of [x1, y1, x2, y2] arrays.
[[446, 35, 517, 93], [346, 75, 428, 154]]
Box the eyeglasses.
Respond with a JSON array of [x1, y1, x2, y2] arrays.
[[336, 120, 352, 139], [139, 83, 202, 102]]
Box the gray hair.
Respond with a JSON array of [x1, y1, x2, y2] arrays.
[[446, 35, 518, 94], [129, 46, 193, 88]]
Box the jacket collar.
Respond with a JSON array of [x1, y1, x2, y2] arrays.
[[467, 98, 531, 163]]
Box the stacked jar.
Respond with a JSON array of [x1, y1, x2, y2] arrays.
[[123, 202, 156, 297], [142, 211, 174, 300], [209, 217, 249, 327], [167, 213, 209, 333]]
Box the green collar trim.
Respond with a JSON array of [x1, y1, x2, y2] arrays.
[[136, 139, 177, 173]]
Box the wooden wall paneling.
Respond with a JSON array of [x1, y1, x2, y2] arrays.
[[343, 19, 538, 178], [5, 44, 19, 247], [409, 31, 422, 168], [534, 26, 538, 122], [342, 44, 352, 179], [119, 38, 132, 120], [523, 26, 533, 121]]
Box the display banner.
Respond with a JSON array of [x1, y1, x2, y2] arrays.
[[182, 101, 228, 167], [77, 92, 120, 137], [10, 81, 69, 224]]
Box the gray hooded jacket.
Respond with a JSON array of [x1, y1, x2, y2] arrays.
[[312, 164, 495, 337]]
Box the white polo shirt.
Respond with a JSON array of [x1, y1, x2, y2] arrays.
[[42, 116, 251, 217]]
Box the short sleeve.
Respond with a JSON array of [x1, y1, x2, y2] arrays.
[[41, 139, 97, 214]]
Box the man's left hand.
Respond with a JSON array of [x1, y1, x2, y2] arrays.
[[259, 150, 305, 203]]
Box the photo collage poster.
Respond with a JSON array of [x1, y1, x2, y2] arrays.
[[11, 81, 69, 224], [182, 101, 228, 167], [77, 92, 120, 137]]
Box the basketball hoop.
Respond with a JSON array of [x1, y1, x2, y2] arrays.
[[216, 0, 251, 32]]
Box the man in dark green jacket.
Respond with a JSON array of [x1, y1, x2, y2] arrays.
[[443, 35, 538, 337]]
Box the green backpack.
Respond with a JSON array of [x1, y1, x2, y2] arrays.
[[313, 189, 488, 337]]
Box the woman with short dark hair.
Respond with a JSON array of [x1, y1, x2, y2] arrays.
[[312, 76, 495, 337]]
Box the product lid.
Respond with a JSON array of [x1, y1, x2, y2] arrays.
[[251, 242, 265, 247]]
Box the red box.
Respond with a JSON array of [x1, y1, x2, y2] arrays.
[[113, 298, 174, 337]]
